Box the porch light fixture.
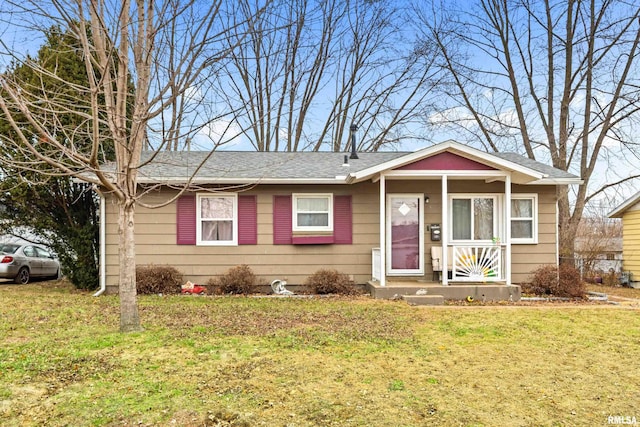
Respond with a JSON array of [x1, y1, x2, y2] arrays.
[[425, 195, 430, 204]]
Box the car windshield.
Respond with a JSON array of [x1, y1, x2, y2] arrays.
[[0, 244, 20, 254]]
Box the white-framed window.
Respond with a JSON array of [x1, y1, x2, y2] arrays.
[[292, 193, 333, 232], [511, 194, 537, 244], [450, 195, 498, 242], [196, 193, 238, 245]]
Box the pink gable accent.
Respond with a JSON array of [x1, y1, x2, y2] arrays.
[[396, 151, 495, 171], [176, 195, 196, 245], [333, 195, 352, 244], [273, 195, 292, 244], [238, 195, 257, 245]]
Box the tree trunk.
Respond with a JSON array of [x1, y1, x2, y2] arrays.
[[118, 201, 142, 332], [557, 186, 577, 265]]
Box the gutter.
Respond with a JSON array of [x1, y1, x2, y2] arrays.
[[533, 177, 583, 185], [135, 177, 349, 185], [93, 187, 106, 297]]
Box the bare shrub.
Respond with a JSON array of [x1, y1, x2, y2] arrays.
[[556, 264, 586, 297], [136, 264, 184, 295], [305, 269, 358, 295], [603, 270, 619, 287], [207, 265, 259, 295], [523, 264, 586, 298], [521, 265, 556, 296]]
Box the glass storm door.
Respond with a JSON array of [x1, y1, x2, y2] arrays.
[[387, 194, 424, 275]]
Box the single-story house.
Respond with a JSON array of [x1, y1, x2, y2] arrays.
[[98, 140, 581, 300], [609, 193, 640, 286], [574, 237, 623, 274]]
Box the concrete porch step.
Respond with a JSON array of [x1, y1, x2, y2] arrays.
[[402, 295, 445, 306], [366, 281, 521, 302]]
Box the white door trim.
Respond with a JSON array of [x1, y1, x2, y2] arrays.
[[386, 193, 425, 276]]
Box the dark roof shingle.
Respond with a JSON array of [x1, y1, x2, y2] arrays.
[[136, 150, 407, 181]]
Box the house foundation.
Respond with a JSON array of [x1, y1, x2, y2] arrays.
[[366, 280, 521, 304]]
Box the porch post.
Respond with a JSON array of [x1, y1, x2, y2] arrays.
[[441, 175, 448, 286], [379, 173, 386, 286], [505, 174, 512, 285]]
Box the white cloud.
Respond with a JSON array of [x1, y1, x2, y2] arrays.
[[428, 107, 475, 126], [194, 119, 245, 150], [183, 86, 203, 104]]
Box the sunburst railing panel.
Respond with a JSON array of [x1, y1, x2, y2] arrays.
[[452, 245, 502, 281]]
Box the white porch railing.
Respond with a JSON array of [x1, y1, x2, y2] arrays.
[[452, 245, 504, 282], [372, 245, 504, 283], [372, 248, 381, 281]]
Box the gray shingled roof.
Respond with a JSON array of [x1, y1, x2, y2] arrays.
[[492, 152, 579, 181], [574, 237, 623, 253], [125, 147, 578, 183], [135, 150, 407, 181]]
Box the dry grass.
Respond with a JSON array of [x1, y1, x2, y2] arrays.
[[587, 283, 640, 300], [1, 279, 639, 426]]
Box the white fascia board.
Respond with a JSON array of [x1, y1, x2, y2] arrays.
[[348, 140, 545, 183], [609, 191, 640, 218], [383, 169, 508, 178], [530, 177, 584, 186], [135, 177, 349, 185]]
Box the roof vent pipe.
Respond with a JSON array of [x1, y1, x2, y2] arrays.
[[349, 124, 359, 159]]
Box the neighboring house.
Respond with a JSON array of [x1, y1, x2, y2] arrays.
[[98, 140, 581, 300], [574, 237, 623, 273], [609, 193, 640, 285]]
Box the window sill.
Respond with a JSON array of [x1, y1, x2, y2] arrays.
[[292, 235, 334, 245]]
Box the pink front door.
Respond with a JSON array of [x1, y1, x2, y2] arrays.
[[387, 194, 424, 275]]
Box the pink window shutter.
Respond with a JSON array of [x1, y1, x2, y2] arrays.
[[176, 195, 196, 245], [273, 195, 292, 244], [238, 195, 258, 245], [333, 195, 352, 244]]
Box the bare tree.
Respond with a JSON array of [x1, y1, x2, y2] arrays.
[[0, 0, 265, 331], [415, 0, 640, 258], [574, 209, 622, 276], [216, 0, 442, 152]]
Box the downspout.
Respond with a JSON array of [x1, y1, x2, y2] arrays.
[[93, 187, 106, 296], [505, 174, 511, 286]]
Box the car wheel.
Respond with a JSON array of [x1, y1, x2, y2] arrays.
[[14, 267, 30, 285]]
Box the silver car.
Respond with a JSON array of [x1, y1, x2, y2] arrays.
[[0, 243, 60, 284]]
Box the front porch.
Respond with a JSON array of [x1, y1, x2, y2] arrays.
[[366, 280, 522, 305], [350, 141, 572, 296]]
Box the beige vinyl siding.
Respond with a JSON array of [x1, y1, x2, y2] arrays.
[[104, 182, 381, 292], [104, 180, 559, 292], [510, 185, 557, 283], [622, 209, 640, 279]]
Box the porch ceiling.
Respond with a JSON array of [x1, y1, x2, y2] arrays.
[[377, 172, 543, 185]]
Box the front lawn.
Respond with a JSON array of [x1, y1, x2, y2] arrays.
[[1, 281, 638, 426]]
